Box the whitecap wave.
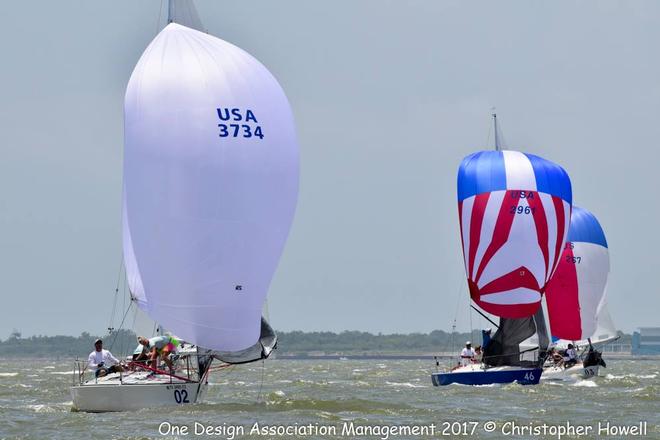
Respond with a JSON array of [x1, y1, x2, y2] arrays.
[[385, 381, 426, 388], [573, 380, 598, 387], [605, 373, 657, 380], [27, 404, 59, 413]]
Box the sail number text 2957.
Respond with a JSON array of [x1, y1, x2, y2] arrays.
[[217, 108, 264, 139]]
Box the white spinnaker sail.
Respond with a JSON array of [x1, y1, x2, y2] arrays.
[[122, 0, 203, 315], [545, 206, 610, 341], [124, 23, 299, 352]]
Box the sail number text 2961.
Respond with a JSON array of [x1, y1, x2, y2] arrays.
[[217, 108, 264, 139], [508, 191, 536, 215]]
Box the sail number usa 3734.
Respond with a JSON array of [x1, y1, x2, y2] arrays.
[[217, 107, 264, 139]]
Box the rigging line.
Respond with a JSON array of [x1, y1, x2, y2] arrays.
[[256, 359, 266, 403], [122, 277, 127, 332], [118, 261, 126, 317], [469, 301, 473, 346], [452, 274, 465, 322], [470, 304, 499, 329], [450, 277, 465, 333], [123, 273, 128, 305], [155, 0, 164, 36], [121, 273, 132, 353], [448, 277, 464, 363], [485, 118, 493, 147], [115, 255, 124, 292], [108, 291, 118, 334], [129, 306, 139, 340], [122, 306, 140, 357], [108, 257, 125, 332], [108, 300, 133, 353]]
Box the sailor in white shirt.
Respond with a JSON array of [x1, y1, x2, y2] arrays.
[[563, 343, 578, 367], [87, 339, 123, 377], [460, 341, 476, 366]]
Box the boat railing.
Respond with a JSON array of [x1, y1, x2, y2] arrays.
[[73, 352, 204, 385], [72, 359, 88, 386], [439, 355, 490, 372], [437, 346, 545, 372], [73, 359, 125, 385]]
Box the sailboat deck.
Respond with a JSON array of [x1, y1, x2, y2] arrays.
[[80, 370, 193, 387]]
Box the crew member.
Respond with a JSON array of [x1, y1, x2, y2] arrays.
[[564, 343, 578, 367], [87, 339, 123, 378], [460, 341, 476, 366], [474, 345, 483, 363], [137, 335, 180, 372]]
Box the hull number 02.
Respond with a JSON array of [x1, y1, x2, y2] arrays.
[[174, 389, 189, 404]]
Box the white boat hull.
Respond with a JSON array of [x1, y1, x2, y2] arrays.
[[71, 378, 205, 412], [542, 363, 599, 380]]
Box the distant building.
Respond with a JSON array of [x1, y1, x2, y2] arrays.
[[632, 327, 660, 355]]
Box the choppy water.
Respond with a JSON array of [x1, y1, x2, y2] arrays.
[[0, 358, 658, 439]]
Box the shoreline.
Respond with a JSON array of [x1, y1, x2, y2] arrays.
[[2, 352, 658, 362], [273, 353, 656, 361]]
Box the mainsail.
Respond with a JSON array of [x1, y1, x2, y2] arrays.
[[457, 150, 572, 318], [545, 206, 610, 341], [483, 307, 549, 367], [123, 20, 299, 352], [166, 0, 204, 31], [591, 297, 618, 343]]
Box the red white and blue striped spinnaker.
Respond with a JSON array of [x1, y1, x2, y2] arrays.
[[457, 150, 572, 318], [544, 206, 609, 341]]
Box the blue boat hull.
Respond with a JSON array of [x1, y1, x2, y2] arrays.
[[431, 367, 542, 386]]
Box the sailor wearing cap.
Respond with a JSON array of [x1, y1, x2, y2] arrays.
[[460, 341, 476, 366], [87, 339, 123, 378]]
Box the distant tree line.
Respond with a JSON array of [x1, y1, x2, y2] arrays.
[[277, 330, 474, 354], [0, 329, 139, 359], [0, 329, 473, 358], [0, 328, 630, 358]]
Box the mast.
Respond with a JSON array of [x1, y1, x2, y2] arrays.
[[168, 0, 173, 24], [493, 112, 500, 151]]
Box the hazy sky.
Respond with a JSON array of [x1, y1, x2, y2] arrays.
[[1, 1, 659, 338]]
